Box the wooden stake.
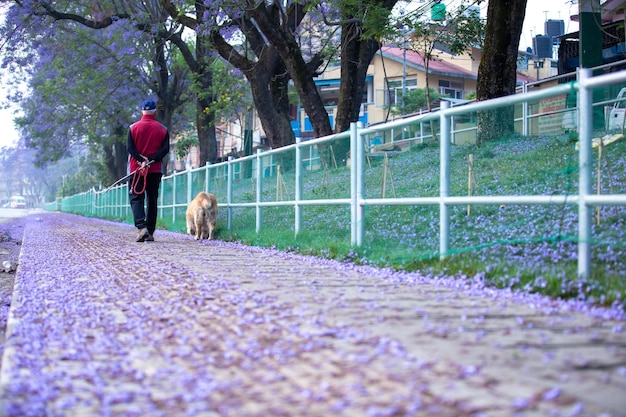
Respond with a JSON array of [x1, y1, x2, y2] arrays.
[[595, 138, 617, 225], [329, 146, 338, 169], [276, 165, 281, 200], [276, 165, 289, 201], [381, 152, 396, 198], [467, 154, 477, 216], [323, 162, 332, 197], [381, 155, 387, 198]]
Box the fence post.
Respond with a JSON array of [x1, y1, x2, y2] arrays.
[[227, 157, 233, 230], [295, 137, 302, 237], [172, 173, 177, 224], [439, 100, 451, 260], [158, 180, 163, 220], [522, 82, 529, 136], [205, 162, 211, 193], [350, 122, 358, 246], [577, 67, 592, 279], [356, 122, 364, 247], [116, 186, 120, 218], [255, 150, 263, 233], [187, 169, 193, 206]]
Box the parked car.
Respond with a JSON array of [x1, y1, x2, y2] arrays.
[[9, 196, 26, 209]]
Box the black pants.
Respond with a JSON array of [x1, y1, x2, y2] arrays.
[[129, 172, 162, 234]]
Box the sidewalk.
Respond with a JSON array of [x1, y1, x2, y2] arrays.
[[0, 212, 624, 417]]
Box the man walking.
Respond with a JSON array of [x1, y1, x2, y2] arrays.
[[127, 99, 170, 242]]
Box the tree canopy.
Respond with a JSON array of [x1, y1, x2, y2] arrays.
[[0, 0, 529, 199]]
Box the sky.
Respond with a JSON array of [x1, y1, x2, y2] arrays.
[[0, 0, 581, 149], [518, 0, 580, 52]]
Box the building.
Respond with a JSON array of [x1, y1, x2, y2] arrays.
[[290, 40, 533, 138], [558, 0, 626, 75], [173, 34, 542, 169]]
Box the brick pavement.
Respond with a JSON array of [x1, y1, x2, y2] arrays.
[[0, 212, 624, 417]]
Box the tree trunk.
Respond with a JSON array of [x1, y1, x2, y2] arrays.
[[423, 55, 438, 142], [101, 123, 129, 183], [335, 36, 379, 134], [269, 70, 295, 148], [248, 3, 332, 139], [332, 31, 381, 162], [251, 75, 295, 150], [195, 35, 218, 165], [475, 0, 527, 145]]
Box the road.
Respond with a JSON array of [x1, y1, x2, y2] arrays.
[[0, 208, 33, 222]]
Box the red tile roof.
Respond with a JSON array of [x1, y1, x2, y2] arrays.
[[380, 46, 533, 84], [380, 46, 477, 78]]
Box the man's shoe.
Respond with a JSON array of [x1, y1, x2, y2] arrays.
[[146, 234, 155, 242], [136, 228, 149, 242]]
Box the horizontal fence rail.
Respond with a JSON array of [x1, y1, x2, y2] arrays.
[[46, 67, 626, 280]]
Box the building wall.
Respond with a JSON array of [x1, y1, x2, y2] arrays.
[[221, 45, 484, 145], [437, 46, 482, 73], [367, 54, 477, 125]]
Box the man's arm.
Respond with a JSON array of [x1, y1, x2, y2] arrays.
[[126, 130, 144, 163], [148, 131, 170, 162]]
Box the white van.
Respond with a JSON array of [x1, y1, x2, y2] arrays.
[[9, 196, 26, 209]]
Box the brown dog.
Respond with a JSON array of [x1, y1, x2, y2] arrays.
[[185, 192, 218, 240]]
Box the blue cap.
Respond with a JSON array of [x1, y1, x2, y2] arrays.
[[141, 100, 156, 110]]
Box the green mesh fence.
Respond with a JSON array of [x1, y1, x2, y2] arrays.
[[44, 70, 626, 306]]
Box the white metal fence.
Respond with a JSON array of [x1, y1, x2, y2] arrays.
[[49, 67, 626, 279]]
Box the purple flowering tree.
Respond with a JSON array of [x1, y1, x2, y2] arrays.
[[161, 0, 300, 151], [0, 1, 196, 174], [1, 8, 144, 181], [3, 0, 401, 165]]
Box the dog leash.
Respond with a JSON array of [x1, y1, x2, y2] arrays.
[[130, 164, 150, 195], [102, 160, 154, 193]]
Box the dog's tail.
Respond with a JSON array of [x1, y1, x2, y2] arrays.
[[196, 195, 213, 222], [201, 195, 214, 210]]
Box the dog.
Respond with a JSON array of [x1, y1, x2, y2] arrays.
[[185, 192, 218, 240]]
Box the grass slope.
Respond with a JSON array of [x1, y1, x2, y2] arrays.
[[163, 133, 625, 309]]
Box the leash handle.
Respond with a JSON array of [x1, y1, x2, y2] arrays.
[[130, 160, 154, 195]]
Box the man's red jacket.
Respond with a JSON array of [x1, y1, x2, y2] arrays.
[[127, 113, 170, 174]]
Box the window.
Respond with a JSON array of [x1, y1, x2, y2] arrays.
[[438, 79, 464, 99], [386, 78, 417, 106]]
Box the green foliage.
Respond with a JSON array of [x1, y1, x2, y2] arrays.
[[393, 1, 485, 107], [56, 158, 101, 197], [391, 87, 445, 115], [192, 58, 251, 126], [403, 2, 486, 56], [175, 135, 200, 160], [359, 2, 395, 41]]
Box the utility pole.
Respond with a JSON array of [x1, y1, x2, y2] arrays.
[[579, 0, 604, 129], [579, 0, 603, 68]]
